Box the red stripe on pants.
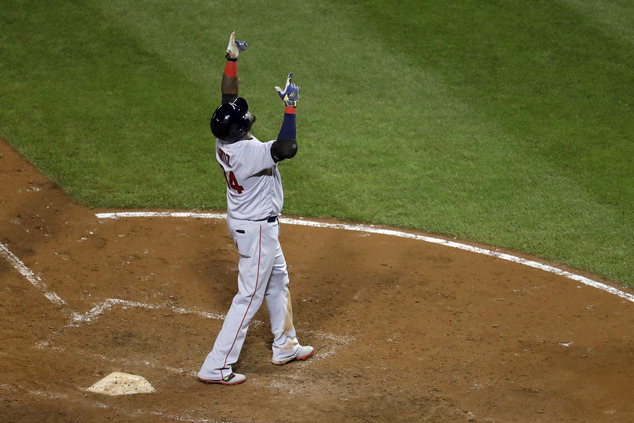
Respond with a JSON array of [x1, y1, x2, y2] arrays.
[[221, 226, 262, 378]]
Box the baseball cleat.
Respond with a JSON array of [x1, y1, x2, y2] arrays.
[[272, 345, 314, 365], [197, 373, 246, 385]]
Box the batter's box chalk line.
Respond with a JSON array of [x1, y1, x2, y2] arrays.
[[2, 211, 631, 420], [0, 241, 66, 305], [95, 211, 634, 304], [68, 298, 226, 326], [0, 382, 213, 423], [67, 297, 352, 360], [1, 236, 352, 366], [69, 297, 349, 340]]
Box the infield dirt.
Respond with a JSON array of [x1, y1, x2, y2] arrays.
[[1, 137, 633, 422]]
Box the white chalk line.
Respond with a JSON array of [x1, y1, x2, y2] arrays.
[[2, 210, 630, 420], [0, 383, 217, 423], [68, 297, 353, 346], [1, 236, 353, 366], [0, 237, 354, 344], [35, 340, 195, 376], [68, 298, 226, 326], [1, 237, 351, 419], [95, 211, 634, 304], [0, 237, 354, 342], [0, 241, 66, 305]]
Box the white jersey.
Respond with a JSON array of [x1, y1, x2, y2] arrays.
[[215, 136, 284, 221]]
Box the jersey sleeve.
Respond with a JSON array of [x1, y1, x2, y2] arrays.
[[240, 139, 277, 176]]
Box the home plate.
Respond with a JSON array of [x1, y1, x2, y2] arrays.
[[86, 372, 156, 395]]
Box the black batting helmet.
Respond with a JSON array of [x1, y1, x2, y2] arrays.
[[210, 97, 255, 142]]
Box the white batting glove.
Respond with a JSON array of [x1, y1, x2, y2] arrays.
[[226, 31, 248, 61]]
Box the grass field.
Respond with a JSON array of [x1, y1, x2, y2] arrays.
[[1, 0, 632, 287]]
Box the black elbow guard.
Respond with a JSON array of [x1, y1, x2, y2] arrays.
[[271, 138, 298, 162]]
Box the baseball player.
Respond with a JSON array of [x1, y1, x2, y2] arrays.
[[197, 32, 314, 386]]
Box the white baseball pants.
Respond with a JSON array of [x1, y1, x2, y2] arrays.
[[198, 216, 300, 380]]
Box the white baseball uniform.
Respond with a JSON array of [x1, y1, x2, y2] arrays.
[[197, 135, 302, 381]]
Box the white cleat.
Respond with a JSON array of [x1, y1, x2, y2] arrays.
[[272, 345, 314, 365], [198, 372, 247, 385]]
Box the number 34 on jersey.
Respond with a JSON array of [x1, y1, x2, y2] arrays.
[[220, 166, 244, 194], [217, 147, 244, 194]]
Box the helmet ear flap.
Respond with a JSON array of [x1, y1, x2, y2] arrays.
[[235, 97, 255, 133]]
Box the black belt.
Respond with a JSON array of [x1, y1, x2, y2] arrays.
[[254, 215, 277, 222]]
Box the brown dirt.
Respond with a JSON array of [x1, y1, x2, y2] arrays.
[[1, 137, 633, 423]]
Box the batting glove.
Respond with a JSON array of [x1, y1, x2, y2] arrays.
[[225, 31, 248, 61], [275, 73, 300, 107]]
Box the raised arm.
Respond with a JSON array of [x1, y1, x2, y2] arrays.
[[271, 73, 299, 162], [221, 31, 247, 103]]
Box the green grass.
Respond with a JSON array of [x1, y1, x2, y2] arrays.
[[1, 0, 632, 287]]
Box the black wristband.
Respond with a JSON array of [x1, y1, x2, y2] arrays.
[[225, 53, 238, 62]]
